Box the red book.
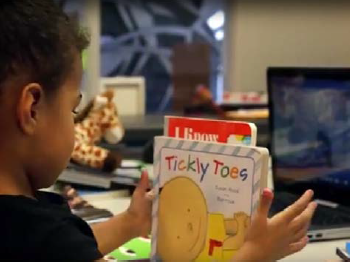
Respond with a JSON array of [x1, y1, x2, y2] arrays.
[[164, 116, 257, 146]]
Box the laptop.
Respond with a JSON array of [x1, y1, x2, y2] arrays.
[[268, 67, 350, 241]]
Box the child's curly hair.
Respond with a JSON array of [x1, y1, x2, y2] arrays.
[[0, 0, 90, 96]]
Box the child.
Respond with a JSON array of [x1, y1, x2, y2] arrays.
[[0, 1, 317, 261]]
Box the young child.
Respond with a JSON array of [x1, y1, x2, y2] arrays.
[[0, 1, 317, 261]]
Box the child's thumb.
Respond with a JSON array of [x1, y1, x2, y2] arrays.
[[146, 189, 155, 201], [136, 169, 150, 192], [258, 188, 274, 217]]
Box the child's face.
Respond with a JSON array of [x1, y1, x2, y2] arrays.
[[25, 55, 83, 189]]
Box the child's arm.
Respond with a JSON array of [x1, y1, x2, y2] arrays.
[[91, 211, 141, 255], [232, 189, 317, 262], [91, 171, 153, 255]]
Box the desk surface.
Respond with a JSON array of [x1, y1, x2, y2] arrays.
[[282, 239, 343, 262], [89, 197, 344, 262]]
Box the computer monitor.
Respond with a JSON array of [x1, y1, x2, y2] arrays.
[[268, 67, 350, 204]]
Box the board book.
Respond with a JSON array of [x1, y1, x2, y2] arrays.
[[164, 116, 257, 146], [151, 135, 269, 261]]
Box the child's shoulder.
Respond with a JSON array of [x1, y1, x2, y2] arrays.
[[0, 191, 70, 220], [0, 191, 78, 236], [0, 191, 92, 233], [0, 192, 101, 261]]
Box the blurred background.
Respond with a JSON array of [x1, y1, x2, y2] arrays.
[[55, 0, 350, 188]]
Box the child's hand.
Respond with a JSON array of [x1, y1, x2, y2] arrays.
[[91, 170, 154, 255], [234, 189, 317, 262], [126, 170, 154, 238]]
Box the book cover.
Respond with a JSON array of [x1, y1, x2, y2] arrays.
[[151, 136, 269, 261], [164, 116, 257, 146]]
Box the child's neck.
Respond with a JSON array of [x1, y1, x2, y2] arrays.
[[0, 160, 35, 198]]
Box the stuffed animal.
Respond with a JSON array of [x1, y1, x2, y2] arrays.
[[71, 90, 124, 172], [193, 85, 225, 117], [185, 85, 226, 117]]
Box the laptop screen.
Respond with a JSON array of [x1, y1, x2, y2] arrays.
[[268, 68, 350, 196]]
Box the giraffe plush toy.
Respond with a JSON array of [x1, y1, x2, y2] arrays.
[[71, 90, 124, 172]]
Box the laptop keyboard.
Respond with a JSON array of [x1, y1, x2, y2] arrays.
[[311, 205, 350, 226], [270, 191, 350, 227]]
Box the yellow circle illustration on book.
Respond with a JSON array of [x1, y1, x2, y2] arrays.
[[158, 176, 208, 262]]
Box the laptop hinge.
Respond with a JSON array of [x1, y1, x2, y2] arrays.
[[315, 199, 339, 209]]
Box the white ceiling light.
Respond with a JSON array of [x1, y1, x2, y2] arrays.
[[207, 11, 224, 30], [215, 30, 224, 41]]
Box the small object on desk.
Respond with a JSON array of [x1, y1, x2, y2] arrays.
[[61, 185, 113, 224], [109, 236, 151, 260], [336, 247, 350, 261], [223, 91, 268, 105], [225, 109, 269, 120], [121, 160, 144, 169], [191, 85, 226, 117], [346, 242, 350, 254]]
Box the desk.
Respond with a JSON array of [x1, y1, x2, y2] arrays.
[[89, 197, 344, 262], [281, 240, 343, 262]]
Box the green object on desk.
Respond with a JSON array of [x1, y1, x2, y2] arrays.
[[109, 237, 151, 260]]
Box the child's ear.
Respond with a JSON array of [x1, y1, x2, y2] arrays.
[[17, 83, 43, 135]]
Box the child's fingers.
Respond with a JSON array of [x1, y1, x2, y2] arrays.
[[290, 202, 317, 233], [286, 236, 309, 256], [282, 190, 314, 222], [258, 188, 274, 217], [146, 189, 155, 201], [291, 224, 309, 243], [136, 169, 150, 191]]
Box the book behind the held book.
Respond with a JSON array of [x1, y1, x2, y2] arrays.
[[151, 134, 269, 261], [164, 116, 257, 146]]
